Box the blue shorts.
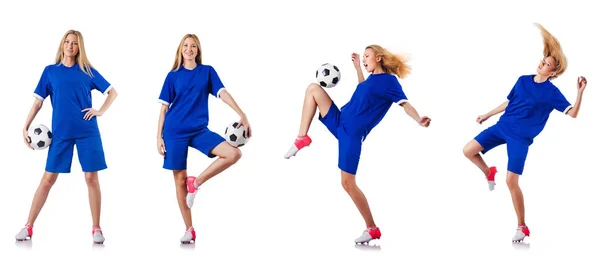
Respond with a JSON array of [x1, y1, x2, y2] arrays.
[[319, 102, 363, 175], [474, 124, 530, 175], [163, 127, 226, 170], [46, 136, 107, 173]]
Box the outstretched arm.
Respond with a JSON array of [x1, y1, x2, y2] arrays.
[[566, 76, 587, 118], [220, 90, 252, 137], [477, 100, 508, 124], [82, 88, 119, 120], [401, 102, 430, 127], [22, 99, 44, 149]]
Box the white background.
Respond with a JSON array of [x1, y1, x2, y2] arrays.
[[1, 0, 598, 271]]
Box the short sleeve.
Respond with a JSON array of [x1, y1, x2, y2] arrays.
[[507, 77, 520, 101], [208, 66, 225, 98], [90, 68, 112, 94], [33, 66, 51, 101], [550, 88, 572, 114], [158, 73, 175, 106], [384, 77, 408, 105]]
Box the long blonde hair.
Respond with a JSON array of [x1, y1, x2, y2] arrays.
[[535, 23, 567, 80], [365, 45, 411, 79], [54, 30, 93, 77], [171, 34, 202, 71]]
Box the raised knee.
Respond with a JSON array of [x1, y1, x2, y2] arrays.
[[231, 148, 242, 162], [223, 147, 242, 163]]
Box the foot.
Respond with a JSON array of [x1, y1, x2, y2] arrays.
[[92, 227, 105, 244], [186, 176, 200, 209], [180, 227, 196, 244], [487, 166, 498, 191], [15, 224, 33, 241], [284, 135, 312, 159], [512, 225, 530, 243], [354, 226, 381, 244]]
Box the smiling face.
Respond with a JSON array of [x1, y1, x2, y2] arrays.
[[63, 33, 79, 59], [181, 37, 198, 62], [362, 48, 380, 73], [537, 56, 557, 78]]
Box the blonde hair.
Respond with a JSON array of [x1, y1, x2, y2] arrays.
[[54, 30, 93, 77], [365, 45, 411, 79], [535, 23, 567, 80], [171, 34, 202, 71]]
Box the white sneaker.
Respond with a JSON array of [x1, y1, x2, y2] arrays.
[[186, 176, 200, 209], [93, 227, 105, 244], [180, 227, 196, 244], [512, 225, 530, 242], [354, 226, 381, 244], [15, 224, 33, 241]]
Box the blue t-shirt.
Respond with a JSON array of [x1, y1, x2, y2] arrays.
[[497, 75, 572, 143], [33, 63, 112, 140], [159, 64, 225, 139], [340, 73, 408, 138]]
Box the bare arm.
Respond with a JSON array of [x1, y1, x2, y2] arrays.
[[351, 53, 365, 83], [401, 102, 430, 127], [23, 99, 43, 131], [566, 91, 583, 118], [566, 77, 587, 118], [220, 90, 246, 118], [98, 88, 118, 115], [355, 67, 365, 83], [22, 99, 44, 149], [157, 104, 168, 139], [478, 100, 509, 124], [220, 90, 252, 137]]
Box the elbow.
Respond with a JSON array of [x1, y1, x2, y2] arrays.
[[33, 99, 43, 109], [108, 88, 118, 98]]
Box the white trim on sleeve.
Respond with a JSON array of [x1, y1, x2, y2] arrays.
[[103, 85, 113, 95], [396, 99, 408, 106], [33, 93, 44, 101], [563, 105, 573, 114], [158, 99, 170, 106], [216, 87, 226, 99]]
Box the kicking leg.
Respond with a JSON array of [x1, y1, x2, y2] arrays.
[[186, 142, 241, 208], [464, 126, 505, 190], [285, 83, 335, 159]]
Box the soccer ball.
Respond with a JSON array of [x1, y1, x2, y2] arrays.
[[28, 124, 52, 150], [315, 63, 341, 88], [224, 122, 248, 147]]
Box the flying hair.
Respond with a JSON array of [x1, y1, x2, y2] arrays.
[[365, 45, 411, 79], [535, 23, 567, 79]]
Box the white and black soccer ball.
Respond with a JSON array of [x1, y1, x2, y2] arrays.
[[28, 124, 52, 150], [224, 122, 248, 147], [316, 63, 341, 88]]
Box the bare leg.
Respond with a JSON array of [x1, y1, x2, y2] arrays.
[[173, 170, 193, 228], [341, 170, 375, 227], [84, 172, 102, 227], [506, 171, 525, 225], [463, 140, 491, 177], [26, 172, 59, 225], [195, 142, 242, 187], [298, 83, 334, 136]]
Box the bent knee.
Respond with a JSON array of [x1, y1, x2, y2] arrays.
[[220, 146, 242, 163], [463, 141, 483, 157]]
